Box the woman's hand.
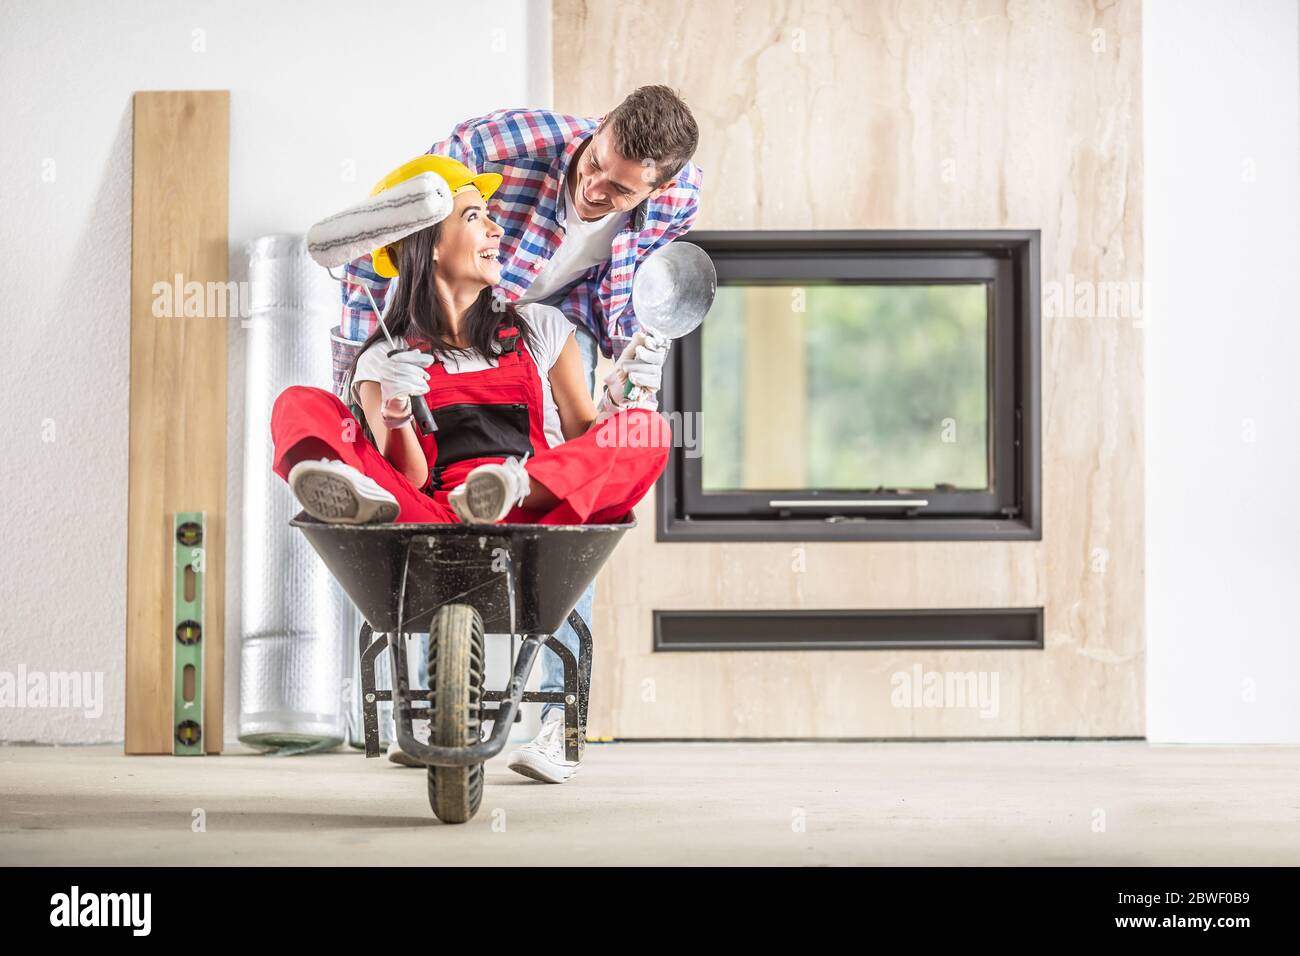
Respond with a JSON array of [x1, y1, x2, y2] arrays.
[[357, 353, 432, 490], [379, 348, 435, 424]]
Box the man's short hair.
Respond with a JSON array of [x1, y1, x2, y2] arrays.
[[601, 85, 699, 189]]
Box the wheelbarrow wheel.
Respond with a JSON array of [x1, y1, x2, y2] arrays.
[[426, 603, 485, 823]]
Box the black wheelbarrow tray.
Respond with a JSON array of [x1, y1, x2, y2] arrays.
[[292, 514, 633, 823]]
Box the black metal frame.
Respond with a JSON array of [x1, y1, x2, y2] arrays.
[[356, 535, 593, 766], [657, 229, 1041, 542]]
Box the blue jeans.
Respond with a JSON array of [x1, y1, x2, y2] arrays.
[[540, 324, 599, 718], [412, 324, 599, 720]]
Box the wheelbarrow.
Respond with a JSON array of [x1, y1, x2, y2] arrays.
[[292, 515, 633, 823]]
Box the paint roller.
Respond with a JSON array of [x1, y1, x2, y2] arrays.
[[306, 171, 454, 435]]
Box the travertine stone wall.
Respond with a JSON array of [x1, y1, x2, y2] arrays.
[[555, 0, 1144, 737]]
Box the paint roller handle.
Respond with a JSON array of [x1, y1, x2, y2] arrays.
[[386, 347, 438, 436], [409, 395, 437, 436], [357, 283, 435, 433]]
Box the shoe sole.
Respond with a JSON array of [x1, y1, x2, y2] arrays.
[[506, 750, 578, 784], [387, 748, 425, 768], [292, 469, 398, 525], [454, 472, 510, 524]]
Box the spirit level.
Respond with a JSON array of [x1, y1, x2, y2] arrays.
[[173, 513, 205, 755]]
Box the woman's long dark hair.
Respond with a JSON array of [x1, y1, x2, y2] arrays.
[[345, 220, 535, 389]]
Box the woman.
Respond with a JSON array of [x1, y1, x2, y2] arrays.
[[271, 155, 671, 527]]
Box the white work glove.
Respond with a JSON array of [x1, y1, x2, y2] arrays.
[[601, 331, 667, 410], [379, 348, 435, 424]]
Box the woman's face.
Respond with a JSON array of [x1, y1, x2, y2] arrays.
[[434, 188, 503, 288]]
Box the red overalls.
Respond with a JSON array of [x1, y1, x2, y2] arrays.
[[270, 326, 671, 525]]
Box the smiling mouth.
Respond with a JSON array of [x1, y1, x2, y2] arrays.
[[477, 248, 499, 262]]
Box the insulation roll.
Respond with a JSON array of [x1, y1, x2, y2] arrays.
[[239, 234, 353, 754]]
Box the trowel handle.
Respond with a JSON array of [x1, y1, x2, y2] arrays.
[[622, 335, 672, 403]]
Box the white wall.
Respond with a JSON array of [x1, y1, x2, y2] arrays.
[[1144, 0, 1300, 742], [0, 0, 551, 743]]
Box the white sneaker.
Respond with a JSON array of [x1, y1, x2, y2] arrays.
[[386, 719, 430, 768], [448, 455, 530, 525], [505, 710, 578, 783], [288, 458, 399, 525], [386, 740, 422, 767]]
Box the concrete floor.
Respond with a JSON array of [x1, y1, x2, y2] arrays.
[[1, 741, 1298, 865]]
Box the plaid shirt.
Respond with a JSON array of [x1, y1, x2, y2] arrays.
[[331, 108, 703, 393]]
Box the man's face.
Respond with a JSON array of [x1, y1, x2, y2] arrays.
[[568, 125, 674, 221]]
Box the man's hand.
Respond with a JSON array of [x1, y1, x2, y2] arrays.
[[602, 331, 668, 408]]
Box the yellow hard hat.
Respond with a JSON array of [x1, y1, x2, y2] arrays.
[[369, 155, 503, 278]]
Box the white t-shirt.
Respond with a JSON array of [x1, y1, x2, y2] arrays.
[[516, 176, 629, 305], [351, 302, 575, 449]]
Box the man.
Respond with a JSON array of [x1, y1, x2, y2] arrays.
[[336, 85, 702, 782]]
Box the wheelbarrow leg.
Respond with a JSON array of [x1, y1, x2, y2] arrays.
[[358, 622, 390, 758], [567, 609, 594, 733], [390, 626, 416, 754], [390, 539, 425, 762], [544, 609, 593, 763]]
